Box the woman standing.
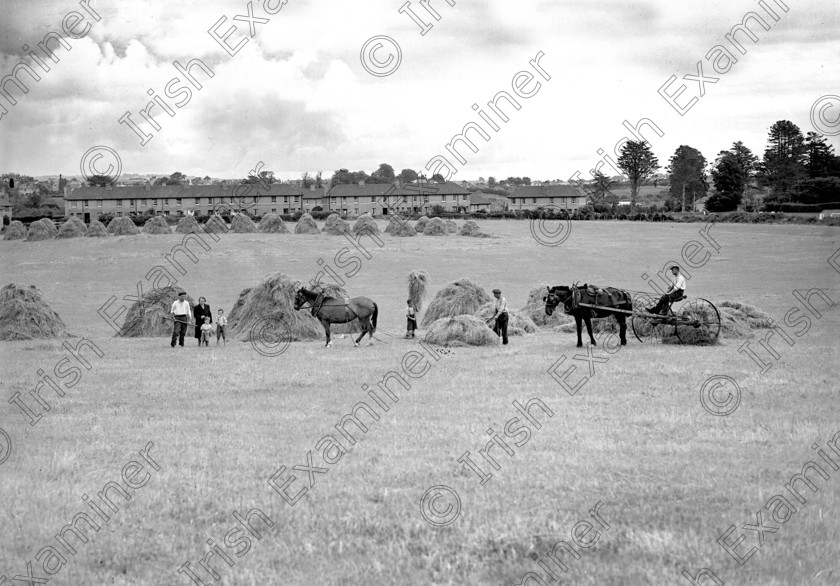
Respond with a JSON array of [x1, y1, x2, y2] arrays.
[[193, 297, 212, 346]]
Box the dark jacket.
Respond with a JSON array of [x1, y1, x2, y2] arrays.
[[193, 303, 212, 338]]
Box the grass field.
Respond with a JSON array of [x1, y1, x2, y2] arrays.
[[1, 220, 838, 585]]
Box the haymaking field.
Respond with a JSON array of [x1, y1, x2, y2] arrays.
[[1, 220, 838, 586]]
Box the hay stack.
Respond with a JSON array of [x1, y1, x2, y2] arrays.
[[415, 216, 430, 232], [323, 214, 351, 235], [424, 315, 500, 347], [0, 283, 67, 340], [86, 220, 110, 237], [474, 302, 537, 336], [231, 213, 258, 233], [445, 219, 458, 233], [459, 220, 493, 238], [4, 220, 26, 240], [389, 217, 417, 237], [119, 286, 195, 337], [423, 217, 448, 236], [176, 216, 202, 234], [26, 220, 53, 241], [143, 216, 171, 234], [353, 214, 380, 236], [108, 216, 140, 235], [58, 217, 87, 238], [717, 300, 773, 338], [38, 219, 59, 237], [421, 278, 492, 327], [294, 213, 320, 234], [408, 270, 428, 311], [259, 213, 289, 234], [520, 286, 574, 328]]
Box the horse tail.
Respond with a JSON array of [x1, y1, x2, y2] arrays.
[[371, 302, 378, 332]]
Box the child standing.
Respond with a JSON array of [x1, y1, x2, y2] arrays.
[[216, 309, 228, 346], [200, 316, 213, 346], [405, 299, 417, 339]]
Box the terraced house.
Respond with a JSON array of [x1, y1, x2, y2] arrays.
[[507, 184, 587, 213], [326, 181, 471, 215]]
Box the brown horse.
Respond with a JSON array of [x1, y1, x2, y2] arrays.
[[294, 287, 378, 347], [544, 284, 632, 347]]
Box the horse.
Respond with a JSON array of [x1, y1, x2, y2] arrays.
[[293, 287, 379, 347], [544, 284, 632, 347]]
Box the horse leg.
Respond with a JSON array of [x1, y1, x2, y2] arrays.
[[585, 315, 596, 346], [619, 315, 627, 345], [322, 320, 332, 347], [575, 315, 583, 348]]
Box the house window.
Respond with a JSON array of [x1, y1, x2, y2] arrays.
[[283, 208, 289, 214], [140, 199, 146, 206], [176, 198, 182, 206], [117, 200, 122, 207], [164, 199, 169, 206], [284, 196, 288, 203], [83, 200, 89, 207], [272, 208, 277, 213], [271, 196, 276, 203], [117, 211, 123, 217], [353, 196, 358, 203], [354, 208, 359, 215], [442, 195, 447, 201], [532, 198, 537, 204], [294, 196, 299, 203], [97, 201, 102, 207], [71, 201, 77, 208], [550, 198, 554, 204], [130, 199, 135, 206]]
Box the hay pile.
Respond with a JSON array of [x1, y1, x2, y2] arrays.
[[460, 220, 493, 238], [38, 219, 58, 237], [119, 286, 195, 337], [520, 286, 574, 328], [445, 219, 458, 233], [389, 217, 417, 237], [231, 213, 258, 233], [474, 302, 537, 336], [423, 315, 500, 347], [176, 216, 202, 234], [415, 216, 430, 232], [86, 221, 110, 237], [259, 213, 289, 233], [324, 214, 351, 235], [26, 220, 53, 241], [4, 220, 26, 240], [0, 283, 67, 340], [108, 217, 140, 235], [57, 217, 87, 238], [144, 216, 171, 234], [295, 213, 320, 234], [423, 217, 448, 236], [421, 278, 492, 327], [353, 214, 380, 236], [408, 270, 429, 311]]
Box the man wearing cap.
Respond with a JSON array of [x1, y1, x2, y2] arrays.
[[491, 288, 509, 345], [647, 265, 686, 315], [170, 291, 191, 347]]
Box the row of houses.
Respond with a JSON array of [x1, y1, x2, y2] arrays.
[[59, 181, 587, 222]]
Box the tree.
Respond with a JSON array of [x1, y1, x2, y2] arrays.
[[487, 176, 497, 188], [522, 177, 532, 186], [88, 174, 114, 187], [803, 132, 838, 179], [617, 140, 659, 213], [27, 191, 45, 208], [301, 172, 313, 188], [588, 171, 615, 205], [758, 120, 806, 199], [371, 163, 395, 183], [168, 171, 185, 185], [431, 173, 445, 183], [259, 170, 275, 184], [397, 168, 418, 184], [315, 171, 323, 188], [711, 142, 758, 210], [705, 192, 740, 212], [667, 145, 708, 212]]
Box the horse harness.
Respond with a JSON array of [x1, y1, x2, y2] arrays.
[[310, 293, 360, 322]]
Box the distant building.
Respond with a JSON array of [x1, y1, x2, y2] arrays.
[[469, 192, 508, 212], [508, 184, 586, 212], [325, 181, 470, 215], [819, 209, 840, 220]]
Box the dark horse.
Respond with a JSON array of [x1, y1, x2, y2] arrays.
[[544, 284, 632, 347], [294, 287, 379, 347]]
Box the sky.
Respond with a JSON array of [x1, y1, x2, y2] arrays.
[[0, 0, 838, 181]]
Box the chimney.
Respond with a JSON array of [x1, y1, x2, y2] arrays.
[[105, 183, 112, 190], [145, 181, 151, 191], [358, 180, 365, 186], [310, 184, 315, 191]]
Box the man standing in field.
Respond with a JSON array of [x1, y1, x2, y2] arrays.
[[648, 265, 686, 315], [170, 291, 191, 347], [491, 288, 509, 345]]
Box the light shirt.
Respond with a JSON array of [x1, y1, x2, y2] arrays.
[[406, 306, 416, 318], [672, 273, 686, 292], [494, 296, 508, 315], [171, 299, 191, 315], [217, 316, 228, 326], [201, 323, 213, 332]]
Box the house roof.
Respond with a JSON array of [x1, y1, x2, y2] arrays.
[[469, 193, 492, 205], [65, 183, 304, 201], [511, 184, 582, 198], [327, 181, 471, 198]]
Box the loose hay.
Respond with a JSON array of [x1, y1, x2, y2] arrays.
[[108, 216, 140, 235], [421, 278, 492, 327], [294, 213, 320, 234], [120, 286, 195, 337], [4, 220, 26, 240], [259, 213, 290, 234], [0, 283, 67, 340], [176, 216, 202, 234], [231, 213, 258, 233], [445, 219, 458, 233], [353, 214, 381, 236], [662, 299, 772, 345], [474, 302, 537, 336], [415, 216, 430, 232], [143, 216, 171, 234], [408, 270, 428, 312], [26, 220, 53, 241], [423, 217, 448, 236], [424, 315, 499, 346], [324, 214, 351, 235], [520, 286, 574, 328], [57, 217, 87, 238], [86, 220, 110, 237]]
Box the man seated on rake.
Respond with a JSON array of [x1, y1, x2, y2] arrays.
[[647, 265, 686, 315]]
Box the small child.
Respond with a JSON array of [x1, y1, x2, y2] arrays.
[[216, 309, 227, 346], [200, 316, 213, 346], [405, 299, 417, 339]]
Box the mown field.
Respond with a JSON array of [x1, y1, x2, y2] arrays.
[[1, 220, 838, 586]]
